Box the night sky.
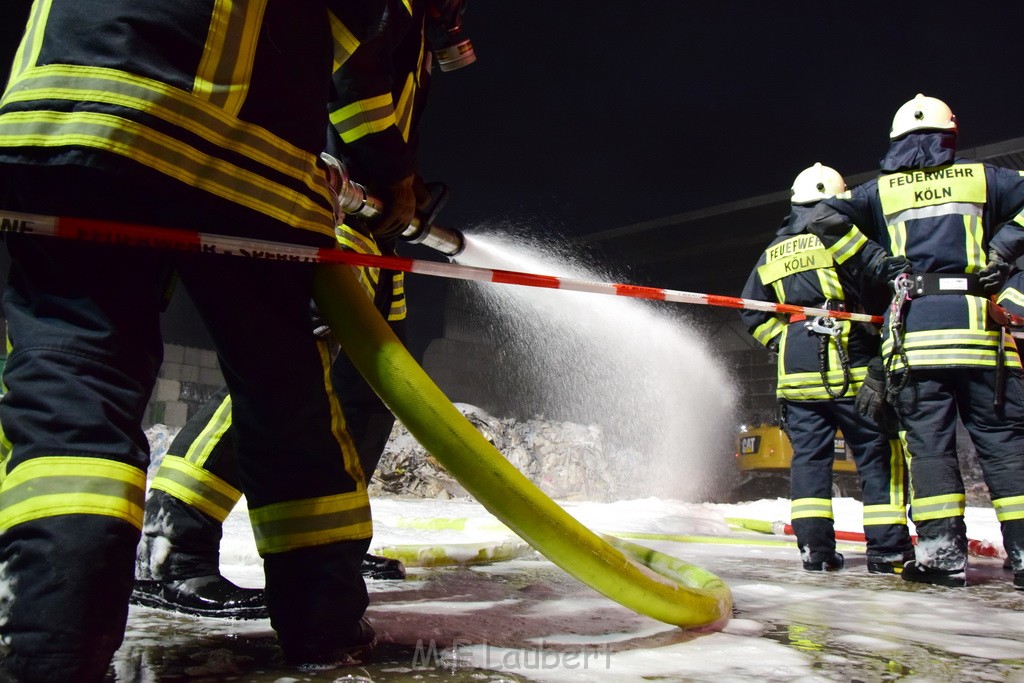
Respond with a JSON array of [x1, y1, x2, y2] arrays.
[[5, 4, 1024, 358], [417, 4, 1024, 238]]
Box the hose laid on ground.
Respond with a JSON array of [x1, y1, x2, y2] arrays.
[[313, 263, 732, 629]]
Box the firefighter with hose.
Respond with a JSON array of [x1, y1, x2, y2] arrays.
[[807, 94, 1024, 589], [740, 163, 914, 574], [131, 0, 474, 620], [0, 0, 418, 677]]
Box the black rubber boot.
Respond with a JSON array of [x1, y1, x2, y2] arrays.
[[900, 560, 966, 588], [361, 553, 406, 580], [288, 617, 377, 671], [131, 574, 268, 619], [867, 551, 916, 575], [802, 551, 845, 572]]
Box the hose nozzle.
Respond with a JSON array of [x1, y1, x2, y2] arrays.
[[401, 218, 465, 257], [321, 153, 464, 257]]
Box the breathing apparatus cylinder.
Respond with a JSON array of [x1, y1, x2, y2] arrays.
[[425, 0, 476, 72]]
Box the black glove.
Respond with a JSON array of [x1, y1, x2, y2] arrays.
[[864, 250, 910, 287], [855, 357, 898, 433], [310, 299, 331, 338], [979, 250, 1011, 294]]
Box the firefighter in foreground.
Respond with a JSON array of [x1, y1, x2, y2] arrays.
[[740, 163, 914, 573], [808, 94, 1024, 588], [0, 1, 398, 679], [131, 0, 473, 619]]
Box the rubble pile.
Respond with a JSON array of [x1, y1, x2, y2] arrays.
[[369, 403, 642, 502], [145, 403, 649, 502]]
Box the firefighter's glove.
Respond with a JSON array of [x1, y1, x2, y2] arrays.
[[979, 250, 1011, 295], [310, 300, 331, 339], [865, 250, 911, 287], [855, 357, 897, 434], [371, 174, 417, 241]]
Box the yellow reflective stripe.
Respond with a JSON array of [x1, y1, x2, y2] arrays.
[[753, 317, 784, 347], [770, 279, 785, 305], [320, 340, 365, 486], [328, 10, 361, 72], [388, 273, 407, 321], [388, 298, 407, 321], [149, 455, 241, 523], [998, 286, 1024, 309], [2, 66, 332, 233], [791, 498, 834, 521], [193, 0, 266, 114], [877, 164, 987, 216], [967, 295, 986, 332], [5, 66, 326, 196], [336, 224, 382, 255], [330, 93, 397, 144], [0, 455, 145, 530], [965, 214, 984, 272], [817, 269, 844, 302], [249, 489, 372, 553], [887, 438, 907, 507], [0, 111, 326, 235], [882, 328, 1022, 369], [6, 0, 47, 87], [862, 504, 907, 526], [181, 394, 232, 466], [826, 227, 867, 265], [394, 72, 417, 142], [910, 493, 965, 521], [777, 367, 867, 400], [887, 221, 907, 257], [993, 495, 1024, 522]]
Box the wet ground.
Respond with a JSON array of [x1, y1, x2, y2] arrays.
[[111, 532, 1024, 682]]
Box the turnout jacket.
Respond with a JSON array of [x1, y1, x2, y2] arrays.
[[809, 132, 1024, 372], [741, 204, 884, 401], [327, 0, 431, 323], [329, 0, 431, 189], [0, 0, 384, 240]]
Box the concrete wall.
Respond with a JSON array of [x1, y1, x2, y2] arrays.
[[144, 343, 225, 428]]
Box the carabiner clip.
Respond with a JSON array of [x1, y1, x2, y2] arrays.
[[805, 316, 841, 337]]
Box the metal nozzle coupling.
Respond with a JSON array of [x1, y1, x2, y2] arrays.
[[400, 218, 465, 257]]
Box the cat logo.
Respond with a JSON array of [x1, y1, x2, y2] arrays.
[[739, 436, 761, 455]]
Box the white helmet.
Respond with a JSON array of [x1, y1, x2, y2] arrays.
[[889, 93, 957, 139], [791, 163, 846, 205]]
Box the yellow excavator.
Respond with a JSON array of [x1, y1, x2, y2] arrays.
[[732, 423, 861, 502]]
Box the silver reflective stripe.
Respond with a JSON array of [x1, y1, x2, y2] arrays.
[[885, 202, 982, 226]]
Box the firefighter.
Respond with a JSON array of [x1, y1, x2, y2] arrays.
[[131, 0, 472, 619], [807, 94, 1024, 588], [740, 163, 914, 573], [0, 2, 392, 679]]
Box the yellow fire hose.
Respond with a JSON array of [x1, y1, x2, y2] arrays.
[[313, 264, 732, 629]]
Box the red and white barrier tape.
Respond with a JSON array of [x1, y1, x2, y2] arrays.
[[0, 210, 884, 324]]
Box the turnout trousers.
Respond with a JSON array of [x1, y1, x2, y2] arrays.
[[782, 398, 913, 564], [140, 315, 405, 582], [893, 367, 1024, 571], [0, 165, 371, 681]]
